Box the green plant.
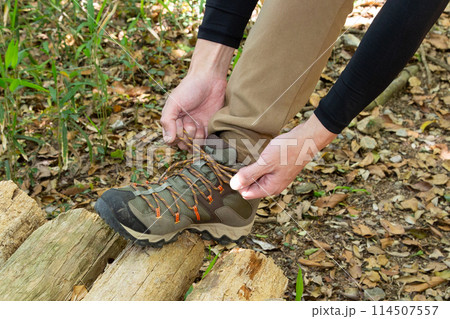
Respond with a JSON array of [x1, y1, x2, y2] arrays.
[[333, 185, 370, 195], [184, 251, 220, 300], [295, 265, 304, 301]]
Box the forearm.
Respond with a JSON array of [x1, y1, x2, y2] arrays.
[[188, 39, 235, 78], [198, 0, 258, 49], [315, 0, 448, 134]]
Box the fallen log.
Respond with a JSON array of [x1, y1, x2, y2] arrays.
[[0, 208, 127, 300], [84, 232, 204, 301], [0, 180, 46, 267], [186, 248, 288, 301], [365, 65, 419, 111]]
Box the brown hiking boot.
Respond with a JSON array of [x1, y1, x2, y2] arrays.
[[94, 134, 259, 247]]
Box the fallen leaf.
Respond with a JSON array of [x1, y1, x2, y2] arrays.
[[252, 239, 278, 251], [312, 240, 331, 251], [428, 174, 449, 185], [402, 239, 421, 247], [367, 245, 384, 255], [404, 277, 446, 293], [359, 152, 374, 167], [386, 251, 409, 258], [426, 33, 449, 50], [408, 76, 421, 87], [420, 120, 436, 132], [408, 181, 433, 192], [349, 264, 362, 278], [380, 219, 405, 235], [380, 238, 394, 249], [309, 93, 321, 107], [429, 249, 444, 260], [367, 165, 385, 178], [315, 193, 348, 208], [400, 198, 419, 211], [298, 258, 334, 268], [435, 270, 450, 280], [352, 223, 376, 238]]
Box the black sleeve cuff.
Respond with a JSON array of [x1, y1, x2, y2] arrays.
[[198, 0, 258, 49]]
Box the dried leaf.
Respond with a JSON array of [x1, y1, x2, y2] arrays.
[[408, 181, 433, 192], [349, 264, 362, 278], [315, 193, 348, 208], [309, 93, 321, 107], [352, 223, 376, 238], [400, 198, 419, 211], [312, 239, 331, 251], [427, 174, 449, 185], [380, 219, 405, 235], [426, 33, 449, 50], [380, 237, 394, 249], [404, 277, 446, 293]]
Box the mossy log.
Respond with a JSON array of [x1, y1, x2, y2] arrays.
[[84, 232, 204, 301], [0, 209, 127, 300], [0, 180, 46, 267], [365, 65, 419, 111], [186, 248, 288, 301]]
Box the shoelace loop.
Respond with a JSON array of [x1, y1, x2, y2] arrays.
[[131, 132, 237, 223]]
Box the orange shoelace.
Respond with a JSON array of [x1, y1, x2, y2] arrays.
[[131, 133, 237, 223]]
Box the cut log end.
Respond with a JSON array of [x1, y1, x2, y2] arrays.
[[0, 181, 46, 267], [187, 248, 288, 301], [84, 232, 205, 301], [0, 208, 127, 301]]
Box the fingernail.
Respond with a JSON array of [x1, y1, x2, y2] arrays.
[[230, 177, 240, 190], [163, 135, 172, 143]]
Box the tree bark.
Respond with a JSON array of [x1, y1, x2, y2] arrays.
[[0, 180, 46, 267], [0, 209, 127, 300], [186, 248, 288, 301], [365, 65, 419, 111], [84, 232, 204, 301]]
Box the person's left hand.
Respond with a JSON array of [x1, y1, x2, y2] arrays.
[[229, 114, 337, 199]]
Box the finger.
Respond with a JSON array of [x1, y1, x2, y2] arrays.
[[176, 118, 184, 140], [160, 102, 179, 144], [240, 182, 268, 200], [230, 161, 267, 191], [177, 141, 189, 151], [182, 117, 197, 138]]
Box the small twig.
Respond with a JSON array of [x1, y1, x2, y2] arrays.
[[255, 217, 277, 224], [426, 54, 450, 72], [419, 46, 432, 89]]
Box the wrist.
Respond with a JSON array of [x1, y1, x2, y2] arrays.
[[188, 39, 235, 78], [293, 114, 337, 150]]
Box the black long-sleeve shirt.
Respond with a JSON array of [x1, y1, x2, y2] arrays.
[[198, 0, 448, 134]]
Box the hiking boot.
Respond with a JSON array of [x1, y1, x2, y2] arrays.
[[94, 134, 259, 247]]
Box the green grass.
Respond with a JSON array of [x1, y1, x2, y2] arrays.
[[295, 265, 304, 301], [0, 0, 209, 182]]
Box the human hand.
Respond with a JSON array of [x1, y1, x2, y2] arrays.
[[229, 114, 337, 199], [161, 73, 227, 150], [161, 39, 234, 150]]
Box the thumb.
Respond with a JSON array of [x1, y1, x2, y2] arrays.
[[161, 105, 179, 144], [230, 161, 267, 191]]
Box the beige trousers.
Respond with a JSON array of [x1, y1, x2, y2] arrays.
[[209, 0, 354, 162]]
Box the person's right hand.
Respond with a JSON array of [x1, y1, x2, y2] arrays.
[[160, 73, 227, 150], [160, 39, 235, 150]]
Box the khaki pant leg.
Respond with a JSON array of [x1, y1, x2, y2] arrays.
[[209, 0, 353, 162]]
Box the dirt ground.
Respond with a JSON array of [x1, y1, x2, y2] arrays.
[[3, 1, 449, 301]]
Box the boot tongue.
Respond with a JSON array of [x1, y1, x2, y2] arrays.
[[170, 135, 237, 194], [202, 134, 238, 167]]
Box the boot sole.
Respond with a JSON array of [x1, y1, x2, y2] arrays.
[[95, 198, 252, 248]]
